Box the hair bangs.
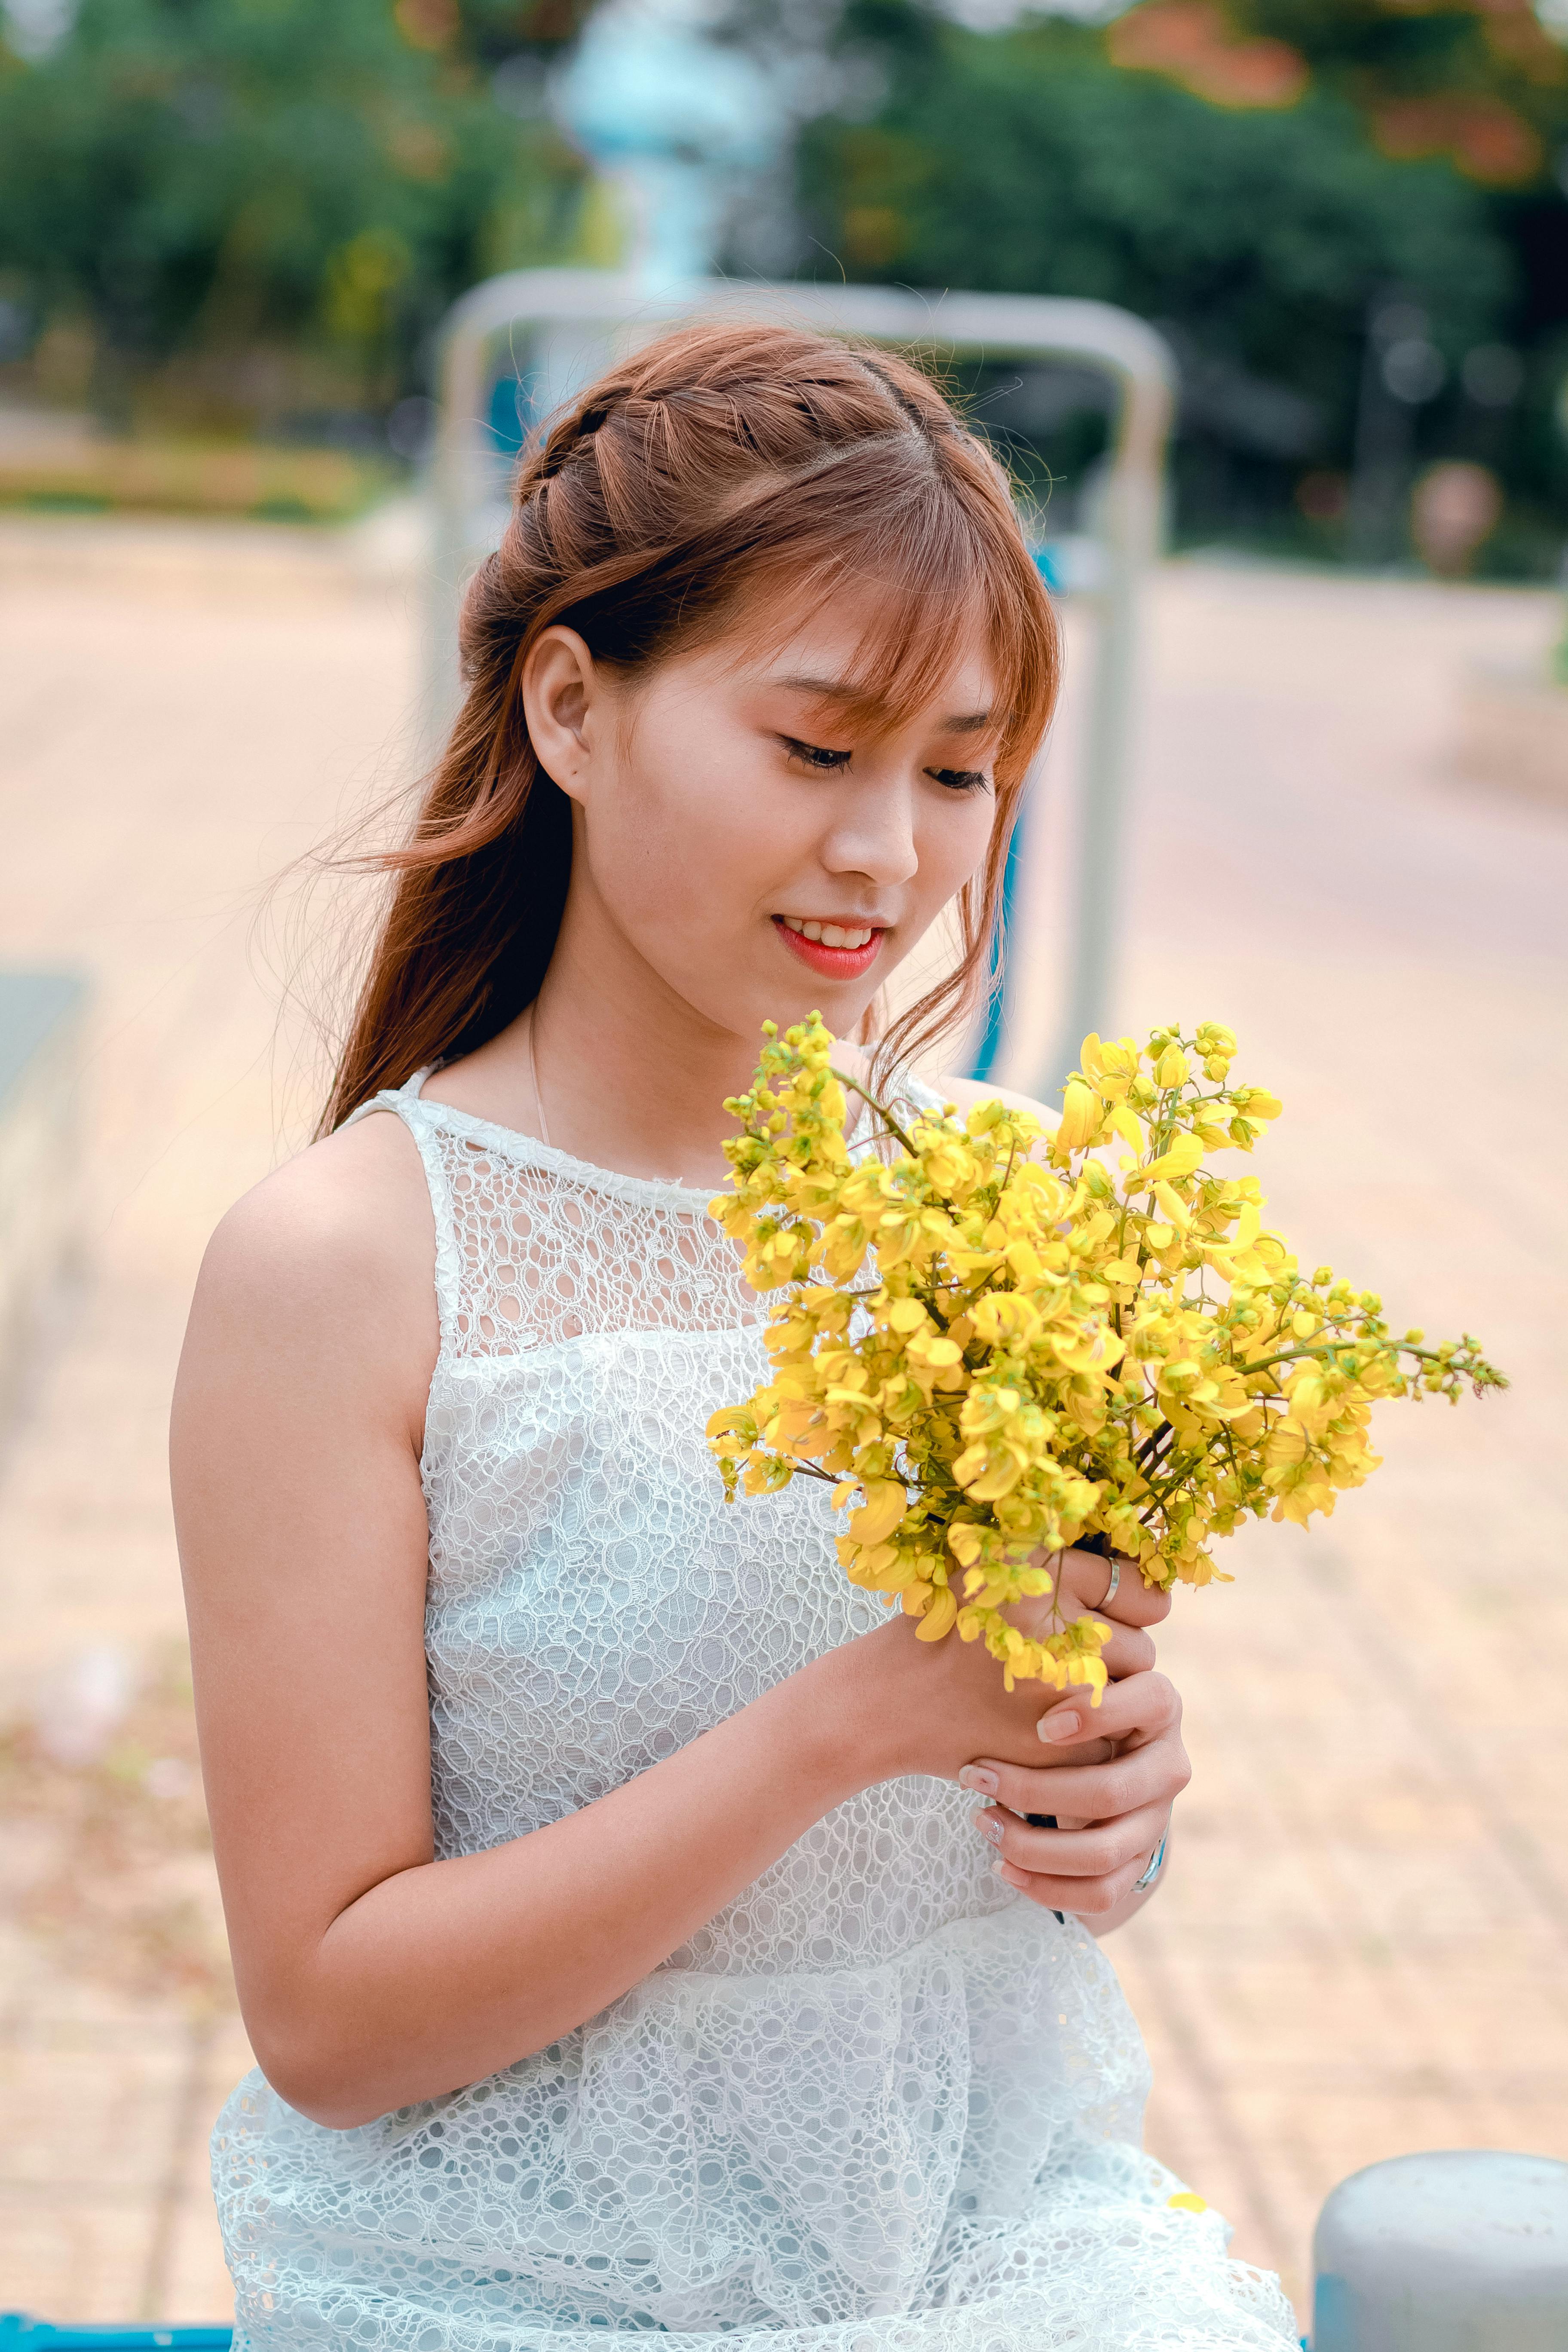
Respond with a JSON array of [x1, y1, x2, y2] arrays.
[[694, 438, 1055, 785]]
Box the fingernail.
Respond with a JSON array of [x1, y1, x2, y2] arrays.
[[991, 1859, 1021, 1886], [959, 1766, 999, 1795], [1037, 1710, 1082, 1744], [972, 1807, 1005, 1845]]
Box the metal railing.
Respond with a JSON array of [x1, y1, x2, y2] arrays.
[[426, 271, 1175, 1098]]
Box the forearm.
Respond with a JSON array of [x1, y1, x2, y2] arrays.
[[254, 1641, 870, 2128]]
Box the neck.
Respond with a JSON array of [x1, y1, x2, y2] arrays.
[[437, 885, 772, 1189], [537, 935, 759, 1189]]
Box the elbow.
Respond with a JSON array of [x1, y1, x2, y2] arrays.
[[248, 2017, 399, 2134], [280, 2082, 391, 2134]]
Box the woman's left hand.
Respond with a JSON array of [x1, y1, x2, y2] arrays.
[[958, 1668, 1189, 1926]]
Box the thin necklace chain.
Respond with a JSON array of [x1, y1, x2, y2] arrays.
[[526, 1009, 551, 1150]]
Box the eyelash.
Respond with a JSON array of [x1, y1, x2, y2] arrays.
[[783, 736, 851, 772], [781, 738, 992, 795]]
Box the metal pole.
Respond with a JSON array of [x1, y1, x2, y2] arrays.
[[426, 271, 1175, 1099]]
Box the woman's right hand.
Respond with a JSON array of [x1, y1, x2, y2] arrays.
[[844, 1547, 1171, 1789]]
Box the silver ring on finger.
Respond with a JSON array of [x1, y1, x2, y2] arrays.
[[1132, 1828, 1168, 1893], [1099, 1555, 1121, 1610]]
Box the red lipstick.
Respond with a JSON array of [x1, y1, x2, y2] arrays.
[[773, 917, 885, 980]]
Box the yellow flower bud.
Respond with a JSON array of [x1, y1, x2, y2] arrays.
[[849, 1479, 907, 1545], [914, 1586, 959, 1641]]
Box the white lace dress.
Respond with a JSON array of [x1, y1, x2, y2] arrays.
[[211, 1072, 1298, 2352]]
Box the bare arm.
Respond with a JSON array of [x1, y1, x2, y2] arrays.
[[173, 1115, 1173, 2132]]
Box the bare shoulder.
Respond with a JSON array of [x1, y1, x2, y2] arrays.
[[181, 1111, 438, 1433], [197, 1109, 433, 1307]]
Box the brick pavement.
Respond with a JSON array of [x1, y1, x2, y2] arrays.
[[0, 515, 1563, 2328]]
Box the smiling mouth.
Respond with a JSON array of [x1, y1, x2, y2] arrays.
[[773, 914, 886, 976]]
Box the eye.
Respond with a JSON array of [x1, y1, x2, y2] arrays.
[[781, 735, 852, 772], [926, 766, 992, 795]]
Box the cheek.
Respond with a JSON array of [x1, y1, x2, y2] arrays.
[[913, 793, 998, 910], [589, 732, 781, 936]]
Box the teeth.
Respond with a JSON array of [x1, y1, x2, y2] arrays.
[[782, 917, 876, 950]]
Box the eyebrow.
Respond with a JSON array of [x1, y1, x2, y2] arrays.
[[770, 671, 995, 735]]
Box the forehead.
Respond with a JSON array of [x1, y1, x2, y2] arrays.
[[713, 581, 1000, 730]]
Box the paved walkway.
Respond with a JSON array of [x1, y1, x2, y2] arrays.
[[0, 515, 1563, 2327]]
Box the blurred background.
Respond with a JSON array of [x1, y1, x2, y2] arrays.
[[1, 0, 1567, 2339], [6, 0, 1568, 566]]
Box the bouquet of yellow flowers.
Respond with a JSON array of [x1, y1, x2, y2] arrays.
[[707, 1014, 1504, 1701]]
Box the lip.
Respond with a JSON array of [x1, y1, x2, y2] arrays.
[[772, 916, 886, 980]]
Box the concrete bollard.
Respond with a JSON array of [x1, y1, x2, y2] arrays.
[[0, 968, 88, 1427], [1312, 2149, 1568, 2350]]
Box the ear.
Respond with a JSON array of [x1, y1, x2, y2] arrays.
[[521, 626, 599, 804]]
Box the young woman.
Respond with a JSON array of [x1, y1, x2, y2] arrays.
[[172, 322, 1298, 2351]]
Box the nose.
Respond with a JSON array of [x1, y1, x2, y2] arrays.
[[819, 776, 920, 890]]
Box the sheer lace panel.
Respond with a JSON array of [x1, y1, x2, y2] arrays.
[[434, 1127, 763, 1354]]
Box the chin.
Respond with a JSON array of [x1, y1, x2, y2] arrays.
[[668, 958, 878, 1055]]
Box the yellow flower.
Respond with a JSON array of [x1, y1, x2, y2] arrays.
[[1057, 1078, 1103, 1153], [705, 1013, 1505, 1693]]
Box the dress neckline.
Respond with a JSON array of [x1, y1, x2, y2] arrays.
[[383, 1054, 924, 1216], [398, 1069, 726, 1216]]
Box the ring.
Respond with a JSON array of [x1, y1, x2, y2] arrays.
[[1100, 1555, 1121, 1610], [1133, 1829, 1168, 1893]]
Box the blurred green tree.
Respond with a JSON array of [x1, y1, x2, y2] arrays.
[[808, 9, 1506, 381], [801, 14, 1503, 434], [777, 0, 1568, 556], [0, 0, 590, 425]]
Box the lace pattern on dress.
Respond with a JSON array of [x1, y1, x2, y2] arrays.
[[351, 1064, 939, 1360], [415, 1109, 762, 1357], [209, 1063, 1301, 2352]]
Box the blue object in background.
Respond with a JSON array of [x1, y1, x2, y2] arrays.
[[965, 545, 1051, 1087], [486, 368, 541, 461], [553, 0, 779, 288], [1032, 542, 1064, 592], [965, 811, 1027, 1085], [0, 2325, 233, 2352]]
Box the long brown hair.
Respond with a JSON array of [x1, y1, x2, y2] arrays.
[[321, 318, 1060, 1135]]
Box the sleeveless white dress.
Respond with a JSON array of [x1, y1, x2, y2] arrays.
[[210, 1072, 1298, 2352]]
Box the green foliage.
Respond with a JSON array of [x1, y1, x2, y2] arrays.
[[0, 0, 586, 416], [769, 0, 1568, 557], [799, 6, 1510, 452]]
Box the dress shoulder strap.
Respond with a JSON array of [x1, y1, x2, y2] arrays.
[[343, 1073, 464, 1352]]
